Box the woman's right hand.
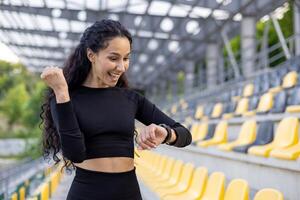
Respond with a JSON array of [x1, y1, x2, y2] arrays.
[[40, 66, 68, 93]]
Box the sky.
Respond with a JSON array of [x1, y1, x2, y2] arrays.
[[0, 42, 19, 63]]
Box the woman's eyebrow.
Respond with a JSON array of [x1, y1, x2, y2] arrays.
[[109, 52, 131, 56]]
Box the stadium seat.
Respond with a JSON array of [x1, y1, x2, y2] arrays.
[[222, 101, 237, 119], [195, 105, 204, 119], [218, 120, 256, 151], [243, 93, 273, 116], [270, 90, 287, 113], [157, 163, 194, 198], [162, 167, 208, 200], [190, 123, 200, 141], [269, 71, 298, 93], [268, 71, 282, 92], [152, 160, 184, 191], [248, 117, 299, 157], [211, 103, 223, 118], [286, 87, 300, 113], [192, 122, 208, 143], [200, 172, 225, 200], [243, 83, 254, 97], [253, 188, 284, 200], [224, 179, 249, 200], [196, 121, 228, 147], [270, 141, 300, 160], [233, 121, 274, 153], [223, 98, 248, 119], [235, 98, 249, 116], [242, 96, 259, 116], [201, 123, 216, 141], [282, 71, 298, 89]]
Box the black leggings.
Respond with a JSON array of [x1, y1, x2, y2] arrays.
[[67, 166, 143, 200]]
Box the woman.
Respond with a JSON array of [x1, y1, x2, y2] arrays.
[[40, 19, 192, 200]]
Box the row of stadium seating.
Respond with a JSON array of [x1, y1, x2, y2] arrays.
[[168, 63, 300, 120], [136, 150, 284, 200], [190, 117, 300, 160], [10, 163, 64, 200]]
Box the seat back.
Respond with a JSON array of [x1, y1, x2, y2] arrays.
[[282, 71, 298, 88], [243, 83, 254, 97], [169, 160, 184, 184], [254, 121, 274, 145], [224, 179, 249, 200], [162, 158, 175, 179], [254, 188, 284, 200], [269, 71, 282, 88], [248, 96, 259, 111], [177, 163, 194, 189], [257, 93, 273, 113], [194, 123, 208, 141], [270, 91, 287, 113], [273, 117, 299, 147], [213, 121, 228, 142], [287, 87, 300, 106], [190, 123, 200, 141], [223, 101, 237, 114], [235, 98, 249, 115], [201, 172, 225, 200], [188, 167, 208, 198], [195, 105, 204, 119], [203, 123, 216, 140], [236, 120, 257, 144], [211, 103, 223, 118]]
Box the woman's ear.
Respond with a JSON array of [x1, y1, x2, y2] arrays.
[[87, 48, 95, 63]]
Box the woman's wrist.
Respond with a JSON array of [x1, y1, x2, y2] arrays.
[[54, 89, 70, 103]]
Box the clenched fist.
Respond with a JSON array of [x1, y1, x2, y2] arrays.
[[135, 123, 169, 150], [40, 66, 68, 93]]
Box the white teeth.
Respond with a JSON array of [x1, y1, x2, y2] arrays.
[[109, 72, 119, 79]]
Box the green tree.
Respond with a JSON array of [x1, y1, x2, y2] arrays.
[[0, 83, 29, 131]]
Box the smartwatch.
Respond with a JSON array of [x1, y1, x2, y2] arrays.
[[159, 124, 172, 144]]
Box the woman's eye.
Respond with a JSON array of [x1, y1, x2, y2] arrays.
[[109, 57, 118, 61], [124, 57, 130, 61]]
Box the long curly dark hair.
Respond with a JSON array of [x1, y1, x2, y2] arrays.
[[40, 19, 135, 172]]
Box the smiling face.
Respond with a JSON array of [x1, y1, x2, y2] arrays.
[[86, 36, 131, 88]]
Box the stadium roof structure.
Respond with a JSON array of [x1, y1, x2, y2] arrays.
[[0, 0, 286, 88]]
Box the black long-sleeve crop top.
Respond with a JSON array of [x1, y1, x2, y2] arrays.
[[49, 85, 192, 163]]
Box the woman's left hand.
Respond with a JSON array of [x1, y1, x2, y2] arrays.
[[136, 124, 168, 150]]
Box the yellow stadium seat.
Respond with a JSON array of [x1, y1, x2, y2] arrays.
[[256, 93, 274, 113], [197, 121, 228, 147], [243, 83, 254, 97], [248, 117, 299, 157], [282, 71, 298, 89], [152, 160, 184, 191], [158, 163, 194, 198], [243, 93, 273, 116], [146, 158, 176, 186], [253, 188, 284, 200], [195, 105, 204, 119], [171, 104, 177, 114], [269, 71, 298, 93], [193, 123, 208, 142], [137, 154, 167, 182], [199, 172, 225, 200], [222, 113, 234, 119], [211, 103, 223, 118], [190, 123, 200, 141], [224, 179, 249, 200], [270, 142, 300, 160], [218, 120, 256, 151], [235, 98, 249, 115], [163, 167, 208, 200]]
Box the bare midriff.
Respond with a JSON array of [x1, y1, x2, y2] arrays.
[[74, 157, 134, 173]]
